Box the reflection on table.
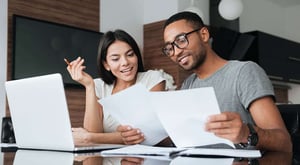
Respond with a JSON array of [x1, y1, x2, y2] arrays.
[[1, 148, 295, 165]]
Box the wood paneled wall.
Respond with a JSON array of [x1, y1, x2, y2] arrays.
[[7, 0, 99, 127], [143, 20, 192, 89]]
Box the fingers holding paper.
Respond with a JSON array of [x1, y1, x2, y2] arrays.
[[117, 125, 145, 145], [205, 111, 248, 144]]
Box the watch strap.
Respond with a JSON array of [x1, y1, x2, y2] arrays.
[[247, 124, 258, 146]]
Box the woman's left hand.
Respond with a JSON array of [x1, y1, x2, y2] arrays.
[[117, 125, 145, 145], [72, 127, 92, 145]]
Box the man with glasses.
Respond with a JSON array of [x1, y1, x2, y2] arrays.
[[162, 11, 291, 152]]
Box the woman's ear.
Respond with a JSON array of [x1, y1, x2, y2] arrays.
[[103, 62, 110, 71]]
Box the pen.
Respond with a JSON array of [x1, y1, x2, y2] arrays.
[[64, 58, 70, 66]]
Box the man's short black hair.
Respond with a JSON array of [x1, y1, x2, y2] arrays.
[[163, 11, 205, 30]]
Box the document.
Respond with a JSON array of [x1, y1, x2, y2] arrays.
[[148, 87, 235, 148], [99, 84, 168, 145], [100, 144, 181, 157], [101, 144, 261, 159]]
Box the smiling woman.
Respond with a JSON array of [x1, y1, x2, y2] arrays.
[[65, 29, 173, 146]]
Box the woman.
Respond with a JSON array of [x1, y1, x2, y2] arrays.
[[66, 29, 166, 145]]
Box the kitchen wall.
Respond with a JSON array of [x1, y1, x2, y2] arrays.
[[239, 0, 300, 103], [0, 0, 8, 121], [100, 0, 210, 49]]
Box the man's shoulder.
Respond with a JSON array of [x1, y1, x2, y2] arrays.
[[228, 60, 256, 67]]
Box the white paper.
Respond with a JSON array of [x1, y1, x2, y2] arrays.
[[148, 87, 235, 148], [177, 148, 261, 158], [101, 144, 182, 157], [99, 84, 168, 145], [101, 144, 261, 159]]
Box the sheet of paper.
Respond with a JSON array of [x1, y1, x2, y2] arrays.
[[100, 144, 261, 159], [177, 148, 261, 158], [148, 87, 235, 148], [99, 84, 168, 145], [100, 144, 182, 157]]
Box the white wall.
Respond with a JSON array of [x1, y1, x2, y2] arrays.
[[0, 0, 7, 163], [143, 0, 178, 24], [100, 0, 210, 50], [100, 0, 144, 49], [177, 0, 210, 25], [0, 1, 8, 118], [240, 0, 300, 103]]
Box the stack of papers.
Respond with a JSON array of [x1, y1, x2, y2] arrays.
[[100, 144, 261, 158]]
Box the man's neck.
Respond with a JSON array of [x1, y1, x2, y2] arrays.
[[194, 53, 228, 79]]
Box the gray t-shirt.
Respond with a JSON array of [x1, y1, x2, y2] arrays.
[[181, 60, 274, 124]]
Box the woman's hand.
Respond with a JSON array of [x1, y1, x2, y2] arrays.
[[117, 125, 145, 145], [66, 57, 94, 88], [72, 127, 92, 145]]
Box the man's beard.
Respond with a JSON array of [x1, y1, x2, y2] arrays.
[[183, 48, 207, 71]]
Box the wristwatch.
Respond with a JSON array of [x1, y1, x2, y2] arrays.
[[247, 124, 259, 146]]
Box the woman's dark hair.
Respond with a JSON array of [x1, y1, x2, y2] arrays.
[[163, 11, 205, 30], [97, 29, 144, 84]]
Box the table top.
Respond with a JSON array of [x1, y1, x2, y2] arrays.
[[0, 147, 296, 165]]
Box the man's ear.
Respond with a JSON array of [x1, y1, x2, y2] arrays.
[[200, 27, 210, 43]]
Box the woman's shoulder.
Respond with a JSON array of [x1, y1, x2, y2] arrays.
[[94, 78, 105, 86], [136, 70, 163, 89]]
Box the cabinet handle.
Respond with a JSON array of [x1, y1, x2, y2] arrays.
[[268, 75, 283, 80], [288, 56, 300, 62], [289, 79, 300, 83]]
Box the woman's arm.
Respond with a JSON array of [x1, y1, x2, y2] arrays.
[[83, 83, 103, 133], [72, 127, 123, 144]]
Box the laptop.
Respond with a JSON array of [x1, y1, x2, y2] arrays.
[[5, 73, 124, 152]]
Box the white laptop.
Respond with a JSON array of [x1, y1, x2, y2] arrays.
[[5, 73, 124, 152]]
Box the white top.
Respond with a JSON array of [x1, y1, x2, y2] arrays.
[[94, 70, 166, 132]]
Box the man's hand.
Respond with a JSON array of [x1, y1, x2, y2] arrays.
[[205, 112, 249, 144], [117, 125, 145, 145]]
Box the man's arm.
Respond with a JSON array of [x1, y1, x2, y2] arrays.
[[249, 96, 292, 152]]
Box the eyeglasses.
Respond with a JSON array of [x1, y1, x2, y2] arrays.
[[162, 28, 201, 57]]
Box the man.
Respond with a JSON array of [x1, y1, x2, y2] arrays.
[[162, 11, 292, 152]]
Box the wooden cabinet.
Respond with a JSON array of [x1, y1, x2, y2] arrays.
[[143, 20, 192, 89]]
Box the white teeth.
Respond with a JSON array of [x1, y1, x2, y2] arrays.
[[121, 68, 132, 73], [178, 55, 188, 63]]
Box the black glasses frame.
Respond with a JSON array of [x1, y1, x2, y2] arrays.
[[162, 28, 201, 57]]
